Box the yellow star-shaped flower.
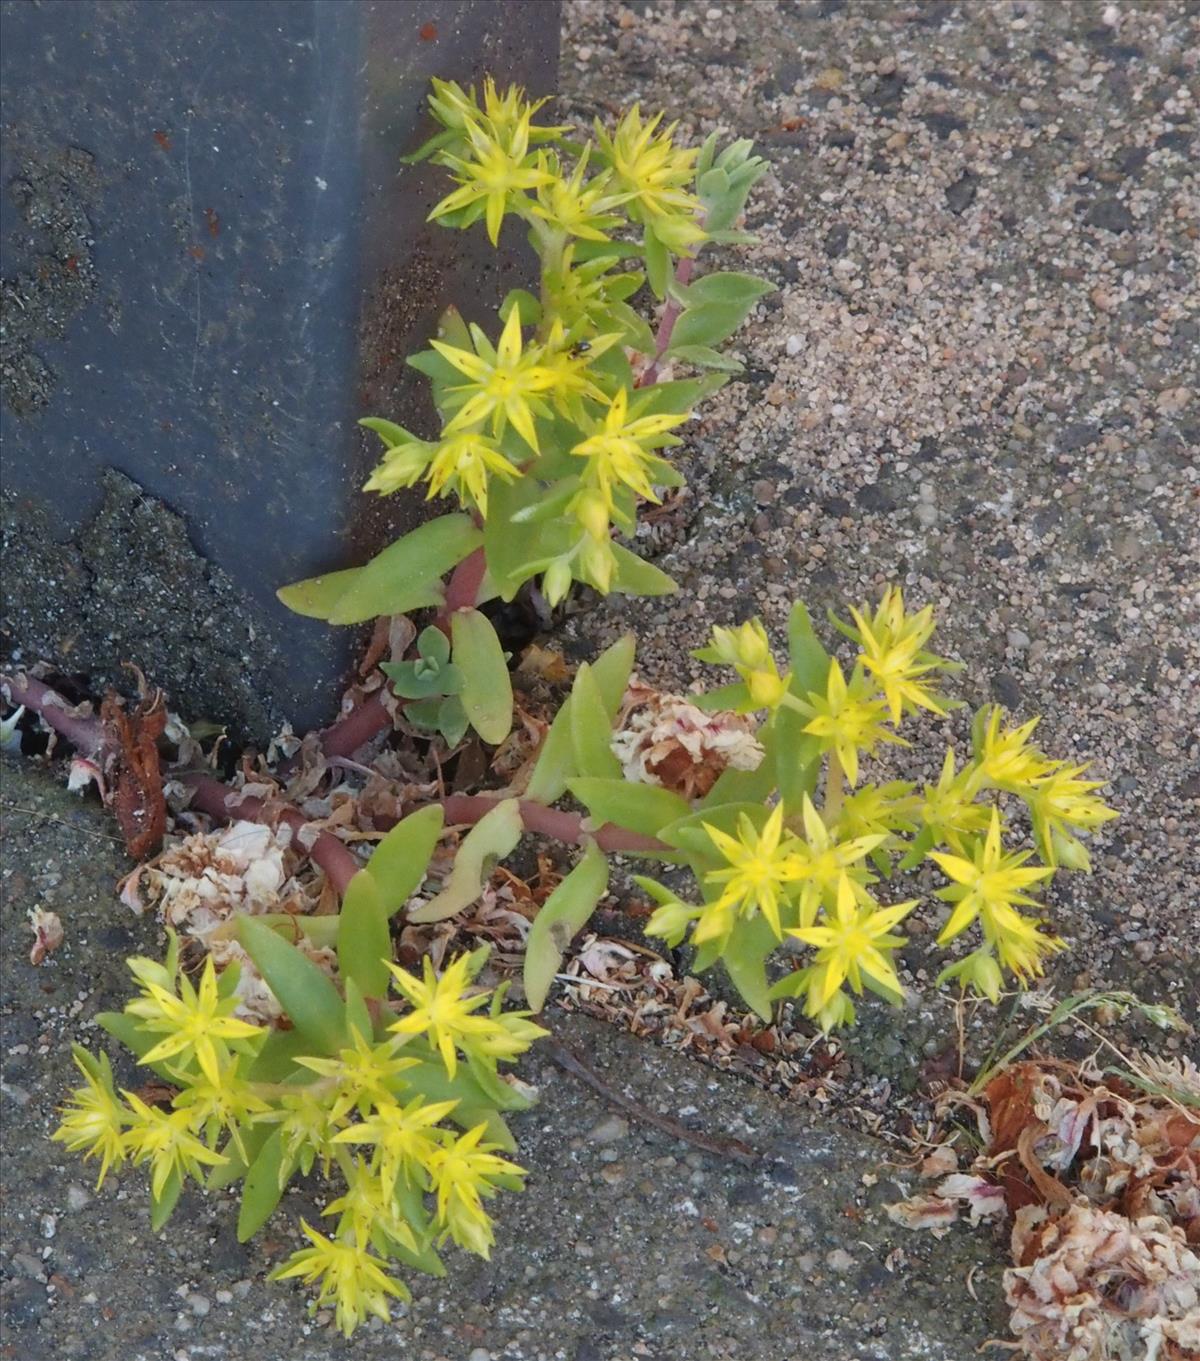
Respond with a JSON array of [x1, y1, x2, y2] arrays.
[[701, 804, 800, 940], [930, 808, 1054, 945], [433, 307, 555, 454], [386, 954, 495, 1079], [788, 876, 915, 1011], [124, 955, 263, 1088]]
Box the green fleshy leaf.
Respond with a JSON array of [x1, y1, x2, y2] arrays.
[[510, 478, 583, 525], [380, 659, 446, 700], [95, 1012, 177, 1082], [692, 682, 753, 713], [679, 271, 773, 308], [523, 842, 609, 1012], [343, 977, 375, 1045], [403, 696, 445, 732], [276, 568, 364, 621], [657, 802, 763, 858], [407, 800, 523, 923], [437, 694, 470, 747], [436, 305, 472, 350], [644, 224, 672, 298], [403, 1057, 530, 1125], [609, 544, 677, 597], [568, 777, 689, 836], [720, 914, 778, 1021], [237, 1129, 286, 1242], [701, 724, 777, 806], [400, 126, 457, 165], [150, 1168, 183, 1232], [569, 664, 621, 779], [366, 805, 444, 916], [245, 914, 340, 950], [484, 476, 577, 600], [668, 300, 755, 352], [499, 288, 541, 325], [787, 602, 831, 697], [899, 824, 937, 872], [526, 634, 635, 804], [337, 871, 391, 999], [692, 938, 723, 973], [245, 1028, 312, 1083], [666, 343, 745, 373], [207, 1122, 272, 1192], [773, 706, 823, 813], [359, 416, 420, 446], [419, 624, 452, 666], [628, 378, 705, 415], [451, 609, 513, 745], [327, 516, 482, 625], [236, 917, 345, 1055]]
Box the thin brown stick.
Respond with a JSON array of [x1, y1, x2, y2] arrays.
[[542, 1035, 761, 1167], [0, 802, 126, 843]]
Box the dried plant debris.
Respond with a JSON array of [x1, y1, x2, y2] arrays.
[[99, 687, 167, 858], [611, 679, 764, 799], [886, 1058, 1199, 1360], [27, 905, 64, 965], [119, 819, 337, 1024], [556, 931, 851, 1111], [1006, 1203, 1199, 1361]]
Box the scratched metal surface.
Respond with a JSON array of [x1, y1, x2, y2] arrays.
[[0, 0, 560, 735]]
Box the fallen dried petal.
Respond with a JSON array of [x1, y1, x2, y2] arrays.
[[28, 906, 64, 965]]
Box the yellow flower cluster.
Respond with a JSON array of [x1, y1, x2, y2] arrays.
[[361, 79, 715, 600], [593, 105, 706, 252], [645, 794, 914, 1026], [53, 944, 544, 1338], [643, 588, 1118, 1021]]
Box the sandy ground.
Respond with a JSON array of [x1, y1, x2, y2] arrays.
[[560, 0, 1200, 1054], [2, 2, 1198, 1358]]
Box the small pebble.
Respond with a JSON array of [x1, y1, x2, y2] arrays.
[[65, 1184, 91, 1212], [587, 1115, 629, 1143]]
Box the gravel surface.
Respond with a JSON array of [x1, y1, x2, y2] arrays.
[[560, 0, 1200, 1057]]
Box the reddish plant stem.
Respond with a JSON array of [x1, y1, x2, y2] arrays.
[[440, 545, 487, 620], [180, 773, 360, 896], [438, 793, 667, 856], [636, 253, 697, 388], [1, 673, 106, 757], [3, 673, 361, 896], [318, 692, 393, 761]]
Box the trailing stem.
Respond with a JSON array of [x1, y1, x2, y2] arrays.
[[436, 793, 667, 856]]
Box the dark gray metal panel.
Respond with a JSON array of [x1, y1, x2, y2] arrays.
[[1, 0, 560, 735]]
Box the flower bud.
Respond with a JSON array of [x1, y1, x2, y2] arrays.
[[746, 666, 789, 710], [542, 557, 573, 607], [574, 489, 610, 541]]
